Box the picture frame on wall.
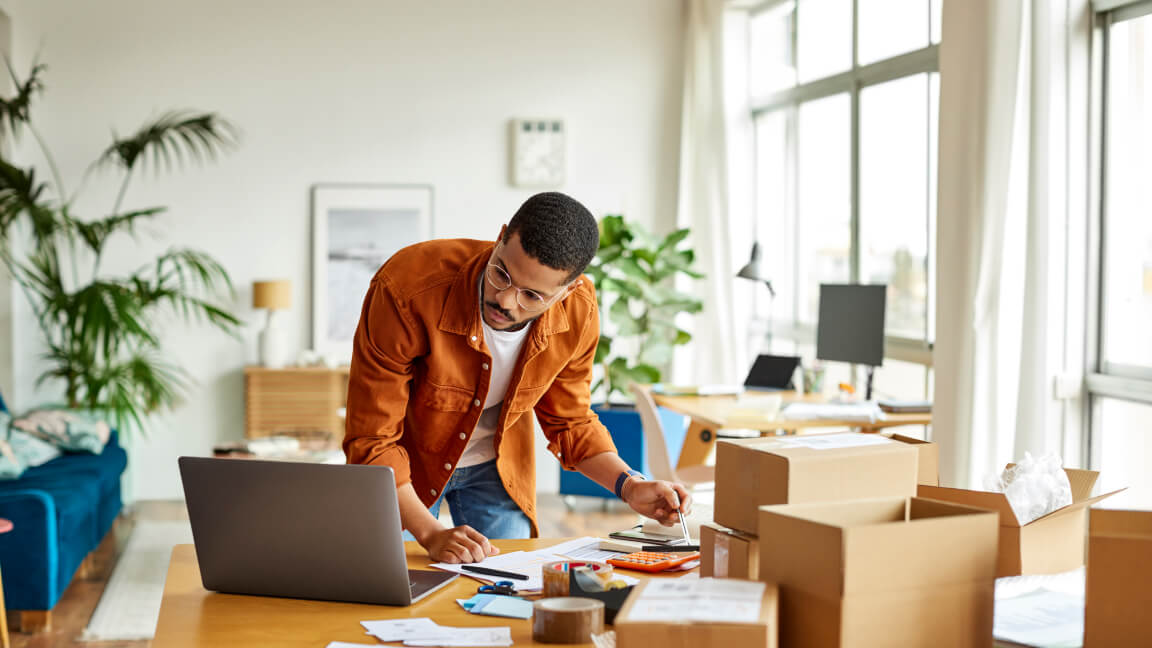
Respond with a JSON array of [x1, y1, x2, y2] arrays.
[[311, 184, 433, 363]]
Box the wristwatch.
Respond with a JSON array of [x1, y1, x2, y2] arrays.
[[614, 469, 645, 500]]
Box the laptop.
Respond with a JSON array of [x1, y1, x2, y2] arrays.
[[743, 354, 801, 391], [177, 457, 457, 605]]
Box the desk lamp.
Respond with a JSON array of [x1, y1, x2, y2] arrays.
[[736, 242, 776, 346], [253, 279, 292, 369]]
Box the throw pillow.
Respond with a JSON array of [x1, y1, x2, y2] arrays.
[[11, 409, 111, 454], [0, 415, 63, 479]]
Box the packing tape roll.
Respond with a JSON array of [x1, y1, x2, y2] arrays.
[[541, 560, 613, 597], [532, 597, 605, 644]]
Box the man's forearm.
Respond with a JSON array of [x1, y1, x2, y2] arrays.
[[396, 482, 444, 545], [575, 451, 634, 495]]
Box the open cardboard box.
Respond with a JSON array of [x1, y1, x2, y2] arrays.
[[918, 468, 1124, 577], [700, 522, 759, 580], [715, 433, 920, 534], [759, 496, 998, 648], [1084, 508, 1152, 646]]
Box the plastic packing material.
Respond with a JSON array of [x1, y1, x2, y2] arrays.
[[985, 452, 1073, 525]]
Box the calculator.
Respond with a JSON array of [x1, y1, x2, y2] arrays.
[[606, 550, 701, 573]]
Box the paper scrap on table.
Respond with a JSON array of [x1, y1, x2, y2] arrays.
[[625, 577, 766, 623], [360, 617, 512, 647], [993, 589, 1084, 648]]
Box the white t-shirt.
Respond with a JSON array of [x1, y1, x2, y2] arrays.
[[456, 316, 532, 467]]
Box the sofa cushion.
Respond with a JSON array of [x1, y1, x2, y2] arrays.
[[11, 409, 111, 454]]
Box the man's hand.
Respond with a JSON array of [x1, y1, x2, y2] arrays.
[[622, 478, 692, 526], [418, 525, 501, 564]]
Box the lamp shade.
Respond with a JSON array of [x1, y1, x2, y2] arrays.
[[252, 280, 292, 310], [736, 243, 775, 297]]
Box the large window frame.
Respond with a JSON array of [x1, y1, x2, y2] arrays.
[[1086, 0, 1152, 467], [744, 0, 940, 378]]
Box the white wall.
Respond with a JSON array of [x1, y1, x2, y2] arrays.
[[0, 0, 684, 499]]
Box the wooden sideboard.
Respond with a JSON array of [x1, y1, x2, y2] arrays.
[[243, 366, 351, 440]]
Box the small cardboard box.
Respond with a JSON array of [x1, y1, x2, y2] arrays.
[[759, 497, 999, 648], [615, 577, 777, 648], [1084, 508, 1152, 646], [918, 469, 1122, 577], [885, 432, 939, 485], [715, 432, 919, 534], [700, 522, 759, 580]]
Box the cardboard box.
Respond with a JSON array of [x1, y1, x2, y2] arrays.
[[700, 522, 759, 580], [715, 433, 919, 534], [918, 469, 1122, 577], [615, 578, 777, 648], [885, 432, 939, 485], [759, 497, 998, 648], [1084, 508, 1152, 646]]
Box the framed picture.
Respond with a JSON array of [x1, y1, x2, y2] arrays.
[[311, 184, 433, 362]]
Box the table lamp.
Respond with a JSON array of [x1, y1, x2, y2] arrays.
[[253, 279, 292, 369], [736, 242, 776, 348]]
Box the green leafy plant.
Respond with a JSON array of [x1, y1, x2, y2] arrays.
[[586, 214, 704, 402], [0, 62, 241, 434]]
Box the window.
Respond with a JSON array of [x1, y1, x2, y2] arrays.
[[743, 0, 939, 400], [1088, 1, 1152, 506]]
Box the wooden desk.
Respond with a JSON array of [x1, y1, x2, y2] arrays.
[[153, 539, 674, 648], [653, 392, 932, 468]]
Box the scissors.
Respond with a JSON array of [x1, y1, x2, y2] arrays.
[[477, 580, 520, 596]]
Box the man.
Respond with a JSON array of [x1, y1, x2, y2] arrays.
[[344, 192, 691, 564]]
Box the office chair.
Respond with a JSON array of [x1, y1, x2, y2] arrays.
[[629, 383, 715, 504]]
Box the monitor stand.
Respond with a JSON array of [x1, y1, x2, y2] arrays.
[[865, 365, 875, 401]]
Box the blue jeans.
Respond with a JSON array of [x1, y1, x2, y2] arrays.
[[402, 459, 532, 542]]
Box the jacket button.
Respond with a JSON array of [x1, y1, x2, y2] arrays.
[[430, 488, 437, 496], [482, 362, 489, 370], [471, 335, 477, 342], [444, 463, 452, 471], [459, 433, 466, 440], [473, 398, 481, 407]]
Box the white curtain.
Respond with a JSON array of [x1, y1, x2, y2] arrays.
[[934, 0, 1090, 488], [673, 0, 745, 386]]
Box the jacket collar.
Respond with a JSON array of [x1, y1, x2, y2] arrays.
[[438, 242, 571, 350]]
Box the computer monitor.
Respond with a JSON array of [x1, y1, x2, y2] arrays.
[[816, 284, 886, 397]]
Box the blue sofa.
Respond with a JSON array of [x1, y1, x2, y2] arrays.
[[0, 394, 127, 625]]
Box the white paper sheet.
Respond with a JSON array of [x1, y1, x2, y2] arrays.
[[776, 431, 893, 449], [360, 618, 442, 642], [430, 536, 612, 592]]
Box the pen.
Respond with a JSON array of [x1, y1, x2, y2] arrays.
[[642, 545, 700, 552], [675, 491, 691, 544], [460, 564, 529, 581]]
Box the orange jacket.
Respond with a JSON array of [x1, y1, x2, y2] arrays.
[[343, 238, 617, 535]]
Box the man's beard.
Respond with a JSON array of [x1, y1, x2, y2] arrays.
[[485, 300, 542, 332]]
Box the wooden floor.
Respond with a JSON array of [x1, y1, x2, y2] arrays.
[[9, 494, 638, 648]]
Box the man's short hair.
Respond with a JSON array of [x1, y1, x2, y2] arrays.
[[504, 192, 599, 283]]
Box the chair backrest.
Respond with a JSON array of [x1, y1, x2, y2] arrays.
[[629, 382, 678, 483]]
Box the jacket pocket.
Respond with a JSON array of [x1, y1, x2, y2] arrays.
[[415, 380, 475, 413], [506, 384, 548, 413]]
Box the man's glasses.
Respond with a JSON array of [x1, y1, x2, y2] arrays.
[[485, 263, 558, 312]]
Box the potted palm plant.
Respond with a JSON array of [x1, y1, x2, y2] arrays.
[[559, 214, 704, 498], [0, 62, 241, 434]]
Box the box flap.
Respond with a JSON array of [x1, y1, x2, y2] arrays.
[[1027, 488, 1126, 525], [1064, 468, 1100, 502], [918, 485, 1021, 526]]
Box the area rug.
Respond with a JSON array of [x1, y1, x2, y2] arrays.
[[81, 519, 195, 641]]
